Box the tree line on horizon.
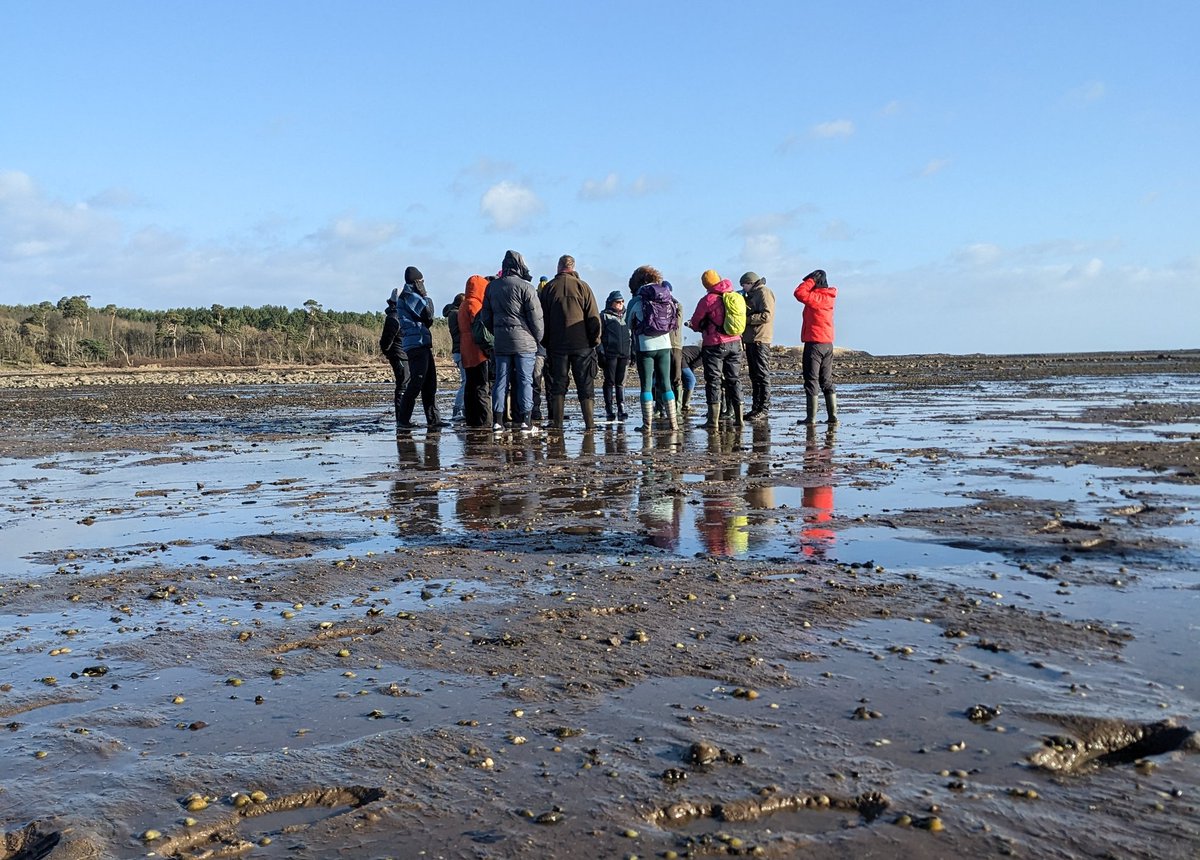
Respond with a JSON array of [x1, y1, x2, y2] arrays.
[[0, 296, 451, 368]]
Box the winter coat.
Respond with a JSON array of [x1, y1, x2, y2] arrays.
[[443, 300, 463, 354], [540, 270, 601, 353], [379, 305, 408, 361], [688, 278, 742, 347], [793, 277, 837, 343], [397, 284, 433, 351], [458, 275, 490, 369], [741, 281, 775, 344], [667, 294, 684, 350], [480, 273, 544, 356], [600, 307, 632, 358]]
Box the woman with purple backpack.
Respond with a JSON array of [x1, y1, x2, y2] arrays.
[[625, 265, 680, 433]]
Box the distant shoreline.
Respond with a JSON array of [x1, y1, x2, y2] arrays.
[[2, 348, 1197, 390]]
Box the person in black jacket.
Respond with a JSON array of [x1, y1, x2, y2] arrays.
[[379, 290, 409, 430], [598, 290, 631, 422], [443, 293, 466, 421]]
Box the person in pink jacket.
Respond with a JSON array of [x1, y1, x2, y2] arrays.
[[687, 269, 745, 428], [793, 268, 838, 425]]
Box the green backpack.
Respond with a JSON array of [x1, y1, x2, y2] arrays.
[[721, 291, 747, 336]]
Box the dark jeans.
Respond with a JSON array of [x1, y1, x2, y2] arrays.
[[802, 342, 835, 395], [398, 345, 440, 424], [700, 341, 743, 412], [745, 340, 771, 409], [546, 349, 598, 400], [602, 353, 629, 416], [388, 354, 409, 424], [463, 360, 492, 427]]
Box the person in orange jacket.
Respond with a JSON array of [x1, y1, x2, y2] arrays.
[[793, 269, 838, 425]]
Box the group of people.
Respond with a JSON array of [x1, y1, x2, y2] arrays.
[[379, 252, 840, 435]]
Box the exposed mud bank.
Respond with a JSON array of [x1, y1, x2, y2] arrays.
[[2, 354, 1198, 858]]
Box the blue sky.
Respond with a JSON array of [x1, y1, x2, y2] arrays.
[[2, 1, 1197, 353]]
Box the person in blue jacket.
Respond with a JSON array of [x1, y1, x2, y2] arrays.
[[395, 266, 446, 431]]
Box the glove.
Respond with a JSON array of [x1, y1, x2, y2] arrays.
[[413, 281, 428, 298]]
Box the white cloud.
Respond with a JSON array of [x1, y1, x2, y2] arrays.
[[451, 157, 517, 194], [1069, 80, 1106, 104], [305, 215, 400, 251], [0, 170, 120, 262], [580, 173, 620, 200], [733, 210, 802, 237], [920, 158, 950, 177], [580, 172, 669, 200], [480, 181, 543, 231], [956, 242, 1003, 266], [811, 119, 855, 139], [880, 100, 903, 117], [87, 186, 146, 209], [820, 219, 858, 242]]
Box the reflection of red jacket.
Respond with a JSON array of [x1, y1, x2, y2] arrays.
[[800, 485, 835, 558], [793, 278, 837, 344]]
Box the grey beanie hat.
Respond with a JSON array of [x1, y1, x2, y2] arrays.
[[606, 290, 624, 305], [740, 271, 763, 287]]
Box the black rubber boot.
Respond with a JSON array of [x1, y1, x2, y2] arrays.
[[697, 401, 719, 430], [824, 391, 839, 425], [800, 394, 818, 426], [548, 395, 566, 430], [580, 398, 596, 431]]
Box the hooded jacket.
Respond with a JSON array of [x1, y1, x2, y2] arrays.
[[397, 283, 434, 350], [688, 278, 742, 347], [741, 279, 775, 344], [458, 275, 490, 369], [793, 277, 837, 343], [480, 252, 544, 355], [379, 303, 407, 361], [540, 270, 601, 353]]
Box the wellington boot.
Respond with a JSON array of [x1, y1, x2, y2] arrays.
[[548, 395, 566, 430], [800, 394, 818, 426], [580, 398, 596, 431], [697, 401, 719, 430], [637, 401, 654, 433], [824, 391, 839, 425], [732, 402, 744, 426], [665, 400, 679, 431], [680, 388, 692, 414]]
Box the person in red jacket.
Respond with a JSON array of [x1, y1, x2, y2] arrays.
[[793, 269, 838, 425]]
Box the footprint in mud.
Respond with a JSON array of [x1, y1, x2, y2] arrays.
[[2, 823, 61, 860], [1027, 714, 1199, 773], [142, 785, 385, 858]]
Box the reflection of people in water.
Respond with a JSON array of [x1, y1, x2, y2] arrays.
[[745, 420, 774, 510], [637, 461, 682, 550], [799, 427, 836, 559], [697, 431, 749, 556], [700, 492, 749, 557], [392, 437, 443, 536]]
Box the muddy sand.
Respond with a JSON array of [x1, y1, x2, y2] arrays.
[[1, 350, 1198, 859]]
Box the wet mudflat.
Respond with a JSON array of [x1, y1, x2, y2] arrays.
[[1, 352, 1198, 859]]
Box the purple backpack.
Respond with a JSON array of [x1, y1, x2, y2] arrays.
[[635, 282, 676, 336]]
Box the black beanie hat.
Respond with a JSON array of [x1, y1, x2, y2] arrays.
[[404, 266, 423, 284]]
